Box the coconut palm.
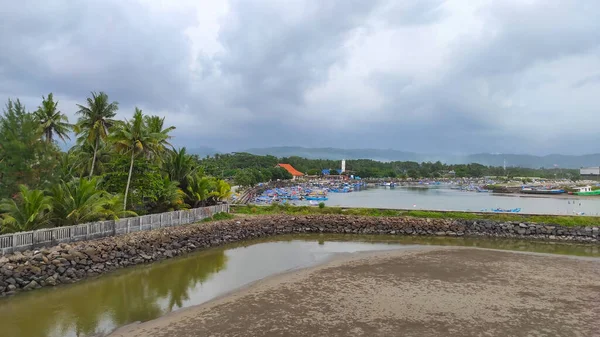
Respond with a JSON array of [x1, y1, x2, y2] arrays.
[[212, 179, 232, 201], [163, 147, 197, 191], [69, 141, 112, 177], [151, 176, 186, 212], [48, 177, 128, 227], [75, 92, 119, 178], [186, 174, 216, 208], [110, 108, 160, 210], [144, 115, 175, 164], [0, 185, 53, 233], [34, 93, 72, 143]]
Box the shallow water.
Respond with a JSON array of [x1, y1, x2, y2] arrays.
[[326, 186, 600, 215], [1, 235, 599, 337]]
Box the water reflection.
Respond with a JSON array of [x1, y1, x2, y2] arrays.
[[0, 235, 598, 337], [0, 249, 227, 337]]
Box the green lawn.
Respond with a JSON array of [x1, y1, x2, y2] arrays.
[[230, 204, 600, 227]]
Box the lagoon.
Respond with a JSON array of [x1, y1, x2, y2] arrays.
[[327, 186, 600, 215], [1, 235, 599, 337]]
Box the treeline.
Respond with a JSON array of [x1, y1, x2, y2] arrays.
[[198, 153, 579, 180], [199, 153, 292, 187], [0, 92, 231, 233]]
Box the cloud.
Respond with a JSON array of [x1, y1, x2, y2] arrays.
[[1, 0, 600, 155]]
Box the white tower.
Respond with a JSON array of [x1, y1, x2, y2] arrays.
[[341, 159, 346, 173]]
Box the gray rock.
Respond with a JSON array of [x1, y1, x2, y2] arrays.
[[23, 280, 40, 290]]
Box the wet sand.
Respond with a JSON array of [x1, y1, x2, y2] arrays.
[[111, 248, 600, 337]]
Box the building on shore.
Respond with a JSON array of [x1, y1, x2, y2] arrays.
[[580, 167, 600, 180], [277, 163, 304, 180]]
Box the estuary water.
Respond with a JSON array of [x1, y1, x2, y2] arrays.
[[1, 235, 599, 337], [326, 186, 600, 216]]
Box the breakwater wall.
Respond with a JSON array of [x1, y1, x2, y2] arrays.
[[0, 204, 229, 255], [0, 214, 598, 296]]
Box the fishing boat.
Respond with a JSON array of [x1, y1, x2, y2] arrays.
[[521, 187, 564, 195], [573, 186, 600, 196], [492, 208, 521, 213], [305, 196, 328, 201]]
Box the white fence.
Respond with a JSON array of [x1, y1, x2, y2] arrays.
[[0, 204, 229, 255]]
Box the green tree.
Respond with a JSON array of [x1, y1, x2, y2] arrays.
[[0, 99, 60, 197], [164, 148, 197, 191], [211, 179, 232, 202], [48, 177, 133, 227], [150, 176, 186, 212], [0, 185, 52, 233], [34, 93, 72, 143], [186, 174, 215, 207], [75, 92, 119, 178], [111, 108, 160, 210]]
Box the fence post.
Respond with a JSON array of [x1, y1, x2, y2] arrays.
[[12, 233, 18, 253], [160, 213, 163, 228], [127, 219, 130, 233], [140, 216, 143, 231]]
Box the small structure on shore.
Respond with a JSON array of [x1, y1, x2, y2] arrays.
[[277, 163, 304, 180]]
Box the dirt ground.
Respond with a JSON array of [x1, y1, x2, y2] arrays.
[[111, 248, 600, 337]]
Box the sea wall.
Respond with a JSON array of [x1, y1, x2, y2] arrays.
[[0, 215, 598, 296]]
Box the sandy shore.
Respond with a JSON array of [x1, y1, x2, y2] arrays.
[[111, 247, 600, 337]]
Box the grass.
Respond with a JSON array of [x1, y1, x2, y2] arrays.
[[201, 212, 235, 222], [230, 204, 600, 227]]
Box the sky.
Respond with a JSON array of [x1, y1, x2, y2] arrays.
[[1, 0, 600, 155]]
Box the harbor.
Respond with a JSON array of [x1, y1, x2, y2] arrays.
[[239, 181, 600, 216]]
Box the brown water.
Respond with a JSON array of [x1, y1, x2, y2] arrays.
[[0, 235, 599, 337]]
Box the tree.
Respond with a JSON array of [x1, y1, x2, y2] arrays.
[[144, 115, 175, 152], [48, 177, 133, 227], [0, 99, 60, 197], [186, 174, 215, 207], [75, 92, 119, 178], [34, 93, 72, 143], [0, 185, 52, 233], [163, 148, 197, 191], [111, 108, 159, 210], [150, 176, 186, 212], [211, 179, 232, 202]]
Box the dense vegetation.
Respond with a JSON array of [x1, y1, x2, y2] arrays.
[[232, 204, 599, 227], [0, 92, 231, 233], [198, 153, 579, 180]]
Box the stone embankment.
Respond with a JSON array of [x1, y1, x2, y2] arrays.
[[1, 215, 598, 297]]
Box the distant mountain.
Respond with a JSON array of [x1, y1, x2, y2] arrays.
[[243, 147, 600, 168], [187, 147, 220, 158]]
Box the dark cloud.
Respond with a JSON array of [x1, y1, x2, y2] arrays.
[[1, 0, 600, 155]]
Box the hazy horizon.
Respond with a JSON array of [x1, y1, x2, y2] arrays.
[[2, 1, 600, 155]]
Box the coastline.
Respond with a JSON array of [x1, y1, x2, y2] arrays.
[[109, 246, 600, 337], [1, 213, 599, 298]]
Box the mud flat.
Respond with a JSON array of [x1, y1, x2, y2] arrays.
[[111, 247, 600, 337]]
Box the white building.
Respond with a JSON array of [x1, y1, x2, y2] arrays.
[[580, 167, 600, 176], [341, 159, 346, 173]]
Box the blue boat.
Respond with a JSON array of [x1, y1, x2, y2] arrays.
[[492, 208, 521, 213], [305, 196, 328, 201]]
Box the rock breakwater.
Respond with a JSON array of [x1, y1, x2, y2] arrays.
[[0, 214, 598, 297]]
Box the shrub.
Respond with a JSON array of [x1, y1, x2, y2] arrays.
[[318, 202, 325, 209]]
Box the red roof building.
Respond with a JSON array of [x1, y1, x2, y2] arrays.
[[277, 163, 304, 178]]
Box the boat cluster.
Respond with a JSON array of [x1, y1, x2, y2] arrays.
[[253, 182, 367, 204]]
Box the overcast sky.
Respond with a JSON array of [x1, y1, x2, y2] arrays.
[[1, 0, 600, 155]]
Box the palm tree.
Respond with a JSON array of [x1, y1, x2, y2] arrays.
[[0, 185, 53, 233], [144, 115, 175, 163], [152, 176, 186, 212], [186, 174, 215, 208], [111, 108, 159, 210], [163, 147, 197, 191], [212, 179, 232, 202], [34, 93, 72, 143], [48, 177, 127, 227], [75, 92, 119, 178]]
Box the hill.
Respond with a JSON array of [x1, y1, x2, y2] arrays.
[[243, 147, 600, 169]]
